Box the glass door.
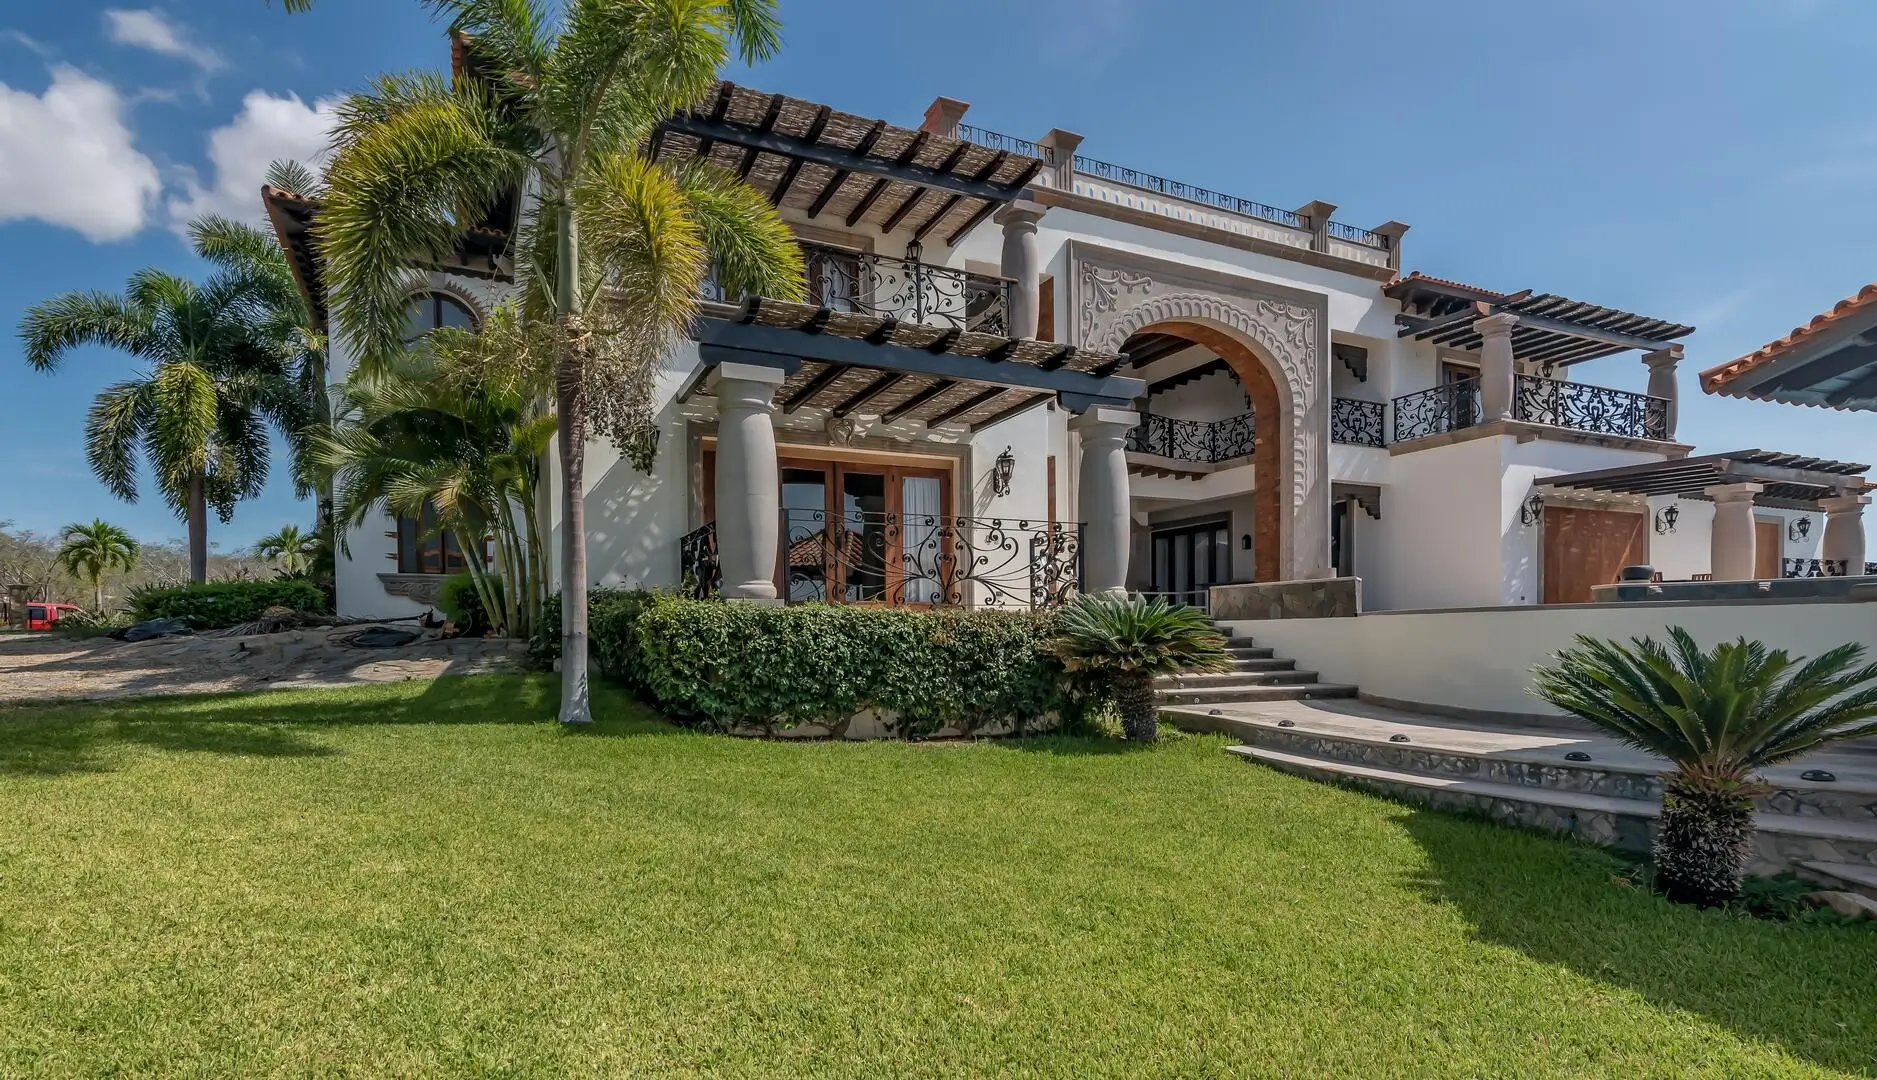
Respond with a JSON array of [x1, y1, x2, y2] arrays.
[[780, 465, 831, 602], [1151, 522, 1230, 610]]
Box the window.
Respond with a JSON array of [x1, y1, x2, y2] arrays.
[[400, 292, 477, 344], [395, 501, 489, 575]]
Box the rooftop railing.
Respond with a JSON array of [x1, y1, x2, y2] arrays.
[[1325, 219, 1389, 250], [1071, 155, 1304, 230], [955, 124, 1054, 163]]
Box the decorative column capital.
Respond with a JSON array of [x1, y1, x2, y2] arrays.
[[1473, 312, 1520, 338], [1705, 482, 1765, 505], [1821, 492, 1872, 515], [993, 200, 1046, 231], [1642, 344, 1683, 370], [708, 362, 787, 412], [1068, 406, 1140, 439]]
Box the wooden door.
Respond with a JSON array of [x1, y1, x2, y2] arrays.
[[1755, 519, 1782, 580], [1542, 507, 1646, 604]]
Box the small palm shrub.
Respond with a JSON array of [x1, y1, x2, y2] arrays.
[[1053, 594, 1232, 741], [130, 579, 329, 629], [1533, 627, 1877, 907]]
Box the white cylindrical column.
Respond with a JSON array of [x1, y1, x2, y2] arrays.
[[1706, 483, 1765, 581], [1821, 492, 1870, 575], [1475, 313, 1519, 422], [1643, 346, 1682, 441], [709, 362, 787, 601], [995, 201, 1045, 340], [1070, 406, 1139, 595]]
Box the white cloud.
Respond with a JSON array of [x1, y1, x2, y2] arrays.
[[0, 66, 160, 241], [104, 9, 223, 72], [166, 90, 339, 230]]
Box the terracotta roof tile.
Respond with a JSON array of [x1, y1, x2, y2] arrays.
[[1381, 271, 1509, 300], [1701, 283, 1877, 392]]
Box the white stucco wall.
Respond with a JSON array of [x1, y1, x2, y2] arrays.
[[1219, 596, 1877, 718]]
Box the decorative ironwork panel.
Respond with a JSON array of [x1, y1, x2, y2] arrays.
[[1126, 412, 1256, 464], [1513, 374, 1669, 440], [1330, 397, 1386, 447], [1325, 220, 1388, 249], [704, 241, 1013, 336], [1071, 155, 1302, 229], [1783, 557, 1852, 578], [679, 523, 721, 600], [780, 509, 1080, 609], [955, 124, 1053, 163], [1391, 378, 1481, 442]]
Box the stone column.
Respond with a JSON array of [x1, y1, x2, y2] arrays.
[[1706, 483, 1765, 581], [1070, 406, 1140, 595], [1642, 345, 1682, 441], [1036, 129, 1083, 191], [994, 201, 1045, 340], [1821, 492, 1870, 575], [1475, 313, 1519, 423], [709, 362, 787, 601]]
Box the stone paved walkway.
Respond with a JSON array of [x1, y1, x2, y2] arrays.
[[0, 627, 530, 705]]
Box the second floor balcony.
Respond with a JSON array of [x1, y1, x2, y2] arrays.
[[705, 240, 1014, 337], [1392, 374, 1670, 444]]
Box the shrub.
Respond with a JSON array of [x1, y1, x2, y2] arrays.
[[1052, 594, 1231, 741], [438, 572, 499, 636], [56, 610, 134, 639], [530, 589, 659, 685], [630, 595, 1076, 736], [130, 579, 330, 629]]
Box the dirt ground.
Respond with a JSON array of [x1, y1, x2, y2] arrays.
[[0, 627, 529, 705]]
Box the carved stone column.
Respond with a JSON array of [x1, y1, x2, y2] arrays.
[[1070, 406, 1139, 595], [1821, 492, 1870, 574], [1475, 313, 1519, 423], [995, 201, 1045, 340], [1706, 483, 1765, 581], [1643, 345, 1682, 440], [709, 362, 787, 601]]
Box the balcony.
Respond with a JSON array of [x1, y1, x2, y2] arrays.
[[1783, 558, 1877, 578], [1330, 398, 1386, 448], [1391, 376, 1669, 444], [1126, 412, 1255, 464], [704, 240, 1013, 336]]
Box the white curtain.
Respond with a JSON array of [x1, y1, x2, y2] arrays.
[[901, 476, 944, 604]]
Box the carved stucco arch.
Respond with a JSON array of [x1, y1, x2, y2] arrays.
[[1072, 245, 1330, 580]]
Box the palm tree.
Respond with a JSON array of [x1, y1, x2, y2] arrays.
[[313, 312, 554, 638], [1054, 595, 1233, 741], [1533, 627, 1877, 907], [317, 0, 805, 723], [19, 265, 313, 583], [54, 519, 139, 613], [254, 524, 322, 575]]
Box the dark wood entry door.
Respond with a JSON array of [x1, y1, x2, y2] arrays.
[[1754, 520, 1782, 580], [1542, 507, 1645, 604]]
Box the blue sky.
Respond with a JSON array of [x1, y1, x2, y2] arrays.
[[1, 0, 1872, 548]]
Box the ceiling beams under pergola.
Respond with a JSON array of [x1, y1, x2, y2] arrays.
[[1385, 273, 1695, 368], [1536, 449, 1870, 510]]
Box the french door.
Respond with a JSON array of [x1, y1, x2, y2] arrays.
[[1151, 522, 1230, 610], [777, 458, 952, 605]]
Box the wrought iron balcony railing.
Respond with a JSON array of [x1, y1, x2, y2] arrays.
[[1392, 378, 1482, 442], [1331, 397, 1387, 447], [956, 124, 1054, 163], [1513, 374, 1669, 441], [1325, 220, 1389, 250], [680, 514, 1082, 610], [1126, 411, 1256, 464], [1071, 155, 1303, 230], [703, 240, 1013, 336], [1782, 558, 1877, 578]]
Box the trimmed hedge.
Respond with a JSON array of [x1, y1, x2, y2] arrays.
[[130, 579, 330, 629], [539, 591, 1099, 737]]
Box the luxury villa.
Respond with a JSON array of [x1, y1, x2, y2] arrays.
[[266, 59, 1873, 630]]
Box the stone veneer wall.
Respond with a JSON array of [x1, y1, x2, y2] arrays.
[[1210, 578, 1360, 621]]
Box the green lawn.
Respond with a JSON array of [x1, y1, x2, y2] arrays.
[[2, 678, 1873, 1078]]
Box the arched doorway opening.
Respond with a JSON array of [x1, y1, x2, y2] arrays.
[[1121, 320, 1288, 585]]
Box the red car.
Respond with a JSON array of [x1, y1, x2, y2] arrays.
[[24, 603, 83, 632]]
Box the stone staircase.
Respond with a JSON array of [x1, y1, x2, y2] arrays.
[[1153, 630, 1357, 707], [1161, 700, 1877, 889]]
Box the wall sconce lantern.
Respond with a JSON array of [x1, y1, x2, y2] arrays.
[[1790, 516, 1813, 542], [905, 239, 924, 265], [1519, 492, 1545, 528], [991, 446, 1015, 498], [1654, 503, 1679, 535]]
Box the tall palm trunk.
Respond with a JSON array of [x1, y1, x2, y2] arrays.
[[555, 204, 592, 726], [186, 471, 209, 584], [1654, 779, 1758, 907], [92, 577, 103, 614], [1115, 671, 1159, 742]]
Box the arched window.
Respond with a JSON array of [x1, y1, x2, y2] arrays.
[[400, 292, 477, 344]]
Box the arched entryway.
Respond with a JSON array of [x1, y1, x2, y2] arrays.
[[1121, 321, 1288, 583]]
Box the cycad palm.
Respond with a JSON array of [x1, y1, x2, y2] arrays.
[[19, 266, 311, 583], [1533, 627, 1877, 906], [317, 0, 805, 724], [255, 524, 322, 575], [54, 519, 139, 613], [1054, 594, 1232, 741]]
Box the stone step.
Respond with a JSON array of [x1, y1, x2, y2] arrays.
[[1154, 683, 1357, 706], [1169, 709, 1877, 822], [1799, 861, 1877, 902], [1222, 643, 1273, 658], [1226, 657, 1297, 673], [1228, 745, 1877, 874], [1155, 669, 1312, 689]]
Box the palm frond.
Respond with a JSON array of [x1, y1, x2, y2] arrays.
[[18, 291, 157, 369]]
